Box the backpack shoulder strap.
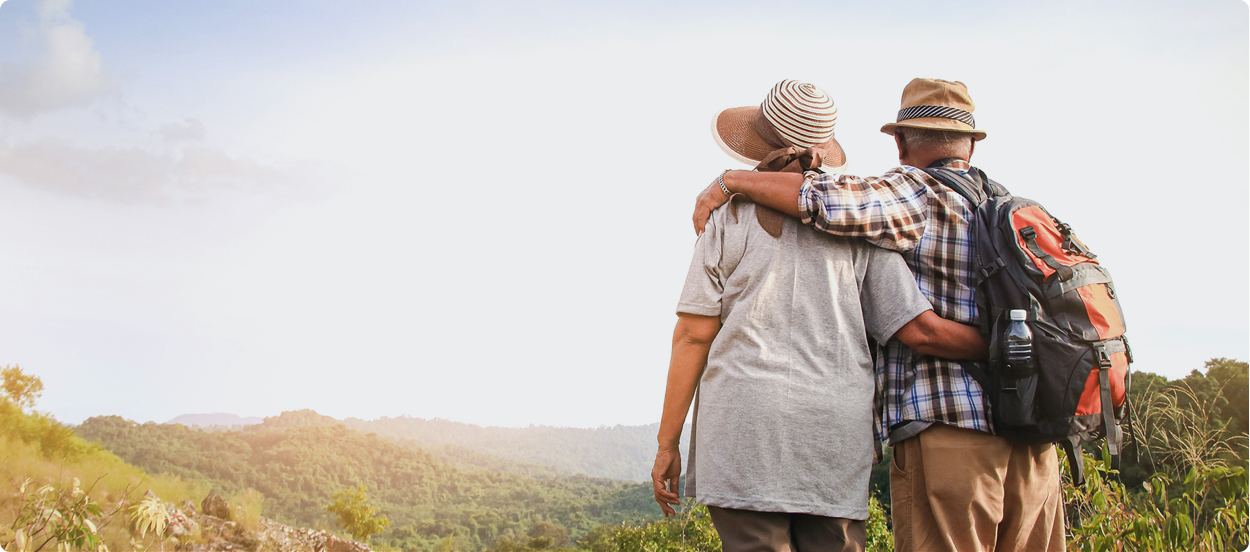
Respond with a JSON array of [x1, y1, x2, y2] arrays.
[[975, 169, 1010, 198], [920, 166, 1009, 207]]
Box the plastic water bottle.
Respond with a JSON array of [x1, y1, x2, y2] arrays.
[[1001, 309, 1038, 427], [1005, 309, 1033, 371]]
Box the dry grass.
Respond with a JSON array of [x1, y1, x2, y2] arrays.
[[1, 432, 210, 550], [1134, 380, 1248, 478]]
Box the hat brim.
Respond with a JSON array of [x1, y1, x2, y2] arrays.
[[880, 118, 987, 141], [712, 107, 848, 173]]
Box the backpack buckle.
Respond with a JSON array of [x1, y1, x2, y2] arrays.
[[1058, 221, 1098, 259], [979, 258, 1007, 279], [1094, 344, 1113, 368]]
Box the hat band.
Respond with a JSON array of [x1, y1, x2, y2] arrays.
[[896, 105, 975, 128]]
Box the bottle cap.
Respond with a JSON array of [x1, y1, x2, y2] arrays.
[[1010, 309, 1027, 321]]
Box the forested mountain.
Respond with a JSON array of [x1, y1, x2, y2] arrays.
[[247, 410, 568, 478], [77, 415, 657, 551], [164, 409, 686, 482], [167, 412, 263, 427], [338, 417, 686, 482]]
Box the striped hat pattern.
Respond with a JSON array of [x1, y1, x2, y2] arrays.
[[761, 80, 838, 149], [711, 80, 848, 172], [879, 78, 987, 141]]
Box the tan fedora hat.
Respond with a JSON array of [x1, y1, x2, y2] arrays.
[[712, 80, 848, 173], [880, 78, 987, 141]]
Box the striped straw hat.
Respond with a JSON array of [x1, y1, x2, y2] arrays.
[[879, 78, 987, 141], [712, 80, 847, 172]]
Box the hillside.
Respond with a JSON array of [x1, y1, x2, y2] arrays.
[[77, 414, 658, 551], [0, 382, 241, 551], [339, 417, 672, 482]]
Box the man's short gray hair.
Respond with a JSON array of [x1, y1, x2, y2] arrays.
[[897, 127, 974, 159]]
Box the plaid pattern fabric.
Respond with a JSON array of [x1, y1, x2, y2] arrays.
[[798, 164, 991, 442]]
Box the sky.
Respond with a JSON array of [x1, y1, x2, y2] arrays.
[[0, 0, 1245, 428]]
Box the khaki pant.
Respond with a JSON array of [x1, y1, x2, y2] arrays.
[[890, 424, 1065, 552], [707, 506, 866, 552]]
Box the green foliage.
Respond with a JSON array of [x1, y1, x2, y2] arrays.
[[1, 365, 44, 412], [864, 495, 893, 552], [574, 524, 617, 552], [327, 485, 390, 542], [487, 521, 576, 551], [0, 369, 97, 462], [6, 477, 108, 552], [867, 447, 892, 518], [607, 501, 719, 552], [1064, 450, 1248, 551]]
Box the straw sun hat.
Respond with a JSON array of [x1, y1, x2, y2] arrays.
[[879, 78, 987, 141], [712, 80, 848, 173]]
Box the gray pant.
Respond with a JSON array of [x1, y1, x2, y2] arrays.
[[707, 506, 866, 552]]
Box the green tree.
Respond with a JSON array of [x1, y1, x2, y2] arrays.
[[525, 521, 570, 549], [1201, 358, 1248, 439], [1, 364, 44, 411], [575, 524, 617, 552], [326, 484, 390, 542]]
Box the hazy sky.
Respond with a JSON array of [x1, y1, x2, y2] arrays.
[[0, 0, 1245, 428]]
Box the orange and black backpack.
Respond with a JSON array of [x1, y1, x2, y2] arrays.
[[923, 166, 1133, 485]]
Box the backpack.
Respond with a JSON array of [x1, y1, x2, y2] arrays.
[[922, 166, 1133, 485]]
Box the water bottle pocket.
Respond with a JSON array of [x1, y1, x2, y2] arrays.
[[999, 373, 1039, 428]]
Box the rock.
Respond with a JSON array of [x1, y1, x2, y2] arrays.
[[169, 509, 198, 538], [201, 492, 232, 520], [182, 499, 199, 516], [182, 505, 371, 552], [325, 535, 367, 552]]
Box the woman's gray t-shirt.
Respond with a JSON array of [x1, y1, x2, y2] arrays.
[[677, 201, 931, 520]]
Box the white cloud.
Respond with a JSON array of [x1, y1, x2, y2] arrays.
[[0, 0, 117, 118], [0, 136, 301, 202], [159, 118, 207, 143]]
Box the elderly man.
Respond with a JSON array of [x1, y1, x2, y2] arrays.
[[653, 80, 988, 552], [690, 78, 1066, 552]]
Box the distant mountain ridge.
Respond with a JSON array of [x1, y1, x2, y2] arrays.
[[167, 412, 263, 427], [339, 416, 686, 482], [166, 410, 687, 482]]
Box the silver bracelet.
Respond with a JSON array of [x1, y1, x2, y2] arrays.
[[717, 170, 732, 197]]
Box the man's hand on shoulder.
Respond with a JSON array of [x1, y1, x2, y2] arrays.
[[693, 173, 732, 236], [651, 447, 683, 517], [693, 170, 807, 235]]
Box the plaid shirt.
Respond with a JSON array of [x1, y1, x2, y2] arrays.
[[797, 163, 991, 443]]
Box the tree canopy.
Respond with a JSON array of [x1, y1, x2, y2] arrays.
[[328, 484, 391, 541]]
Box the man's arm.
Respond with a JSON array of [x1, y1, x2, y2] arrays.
[[693, 169, 931, 251], [893, 310, 988, 360], [653, 312, 720, 517], [693, 172, 803, 234]]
